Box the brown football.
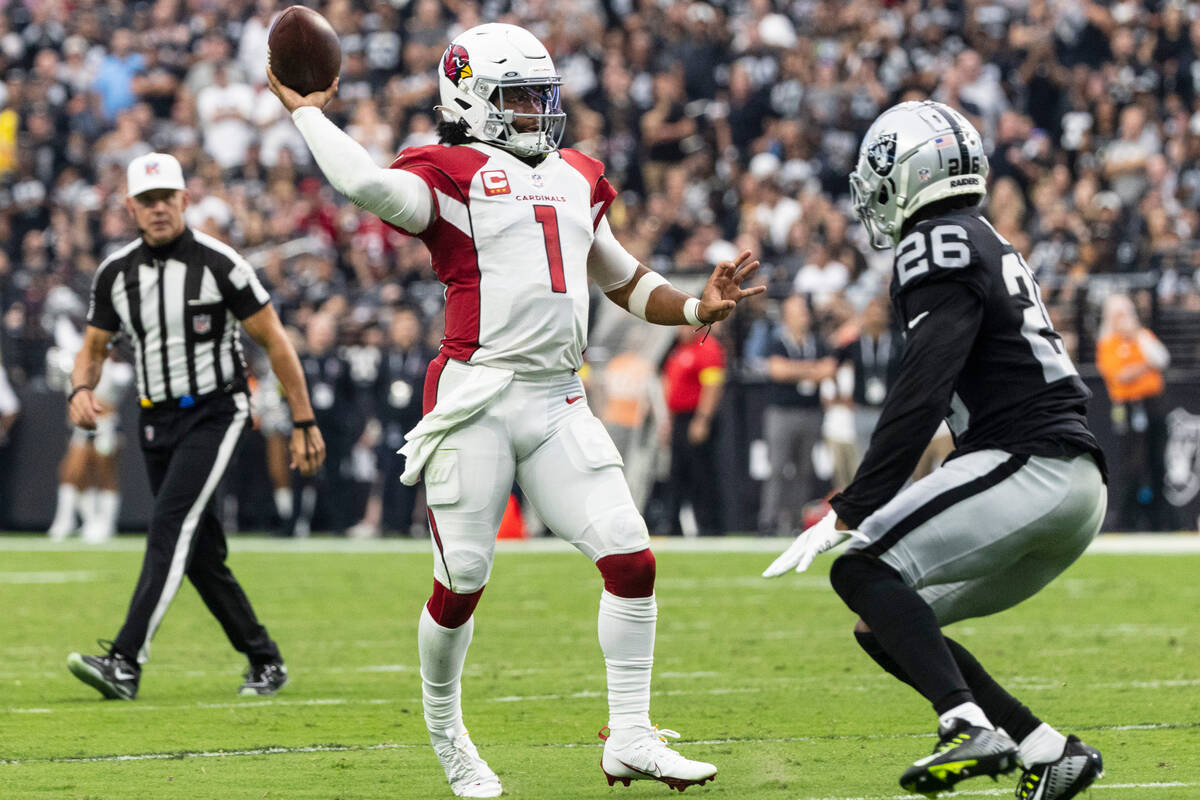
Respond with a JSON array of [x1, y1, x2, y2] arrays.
[[267, 5, 341, 96]]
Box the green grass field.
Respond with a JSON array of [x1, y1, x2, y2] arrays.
[[1, 536, 1197, 799]]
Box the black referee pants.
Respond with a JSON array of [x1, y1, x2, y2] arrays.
[[112, 392, 281, 666]]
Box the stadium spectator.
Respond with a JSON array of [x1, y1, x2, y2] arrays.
[[661, 325, 727, 536], [757, 293, 836, 536], [370, 306, 429, 535], [290, 310, 357, 537], [196, 63, 256, 172], [0, 345, 18, 448], [1096, 292, 1172, 531], [840, 296, 903, 465], [92, 29, 142, 122], [597, 347, 668, 512]]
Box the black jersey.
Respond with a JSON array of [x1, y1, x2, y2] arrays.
[[374, 345, 431, 431], [300, 350, 359, 437], [831, 208, 1105, 528]]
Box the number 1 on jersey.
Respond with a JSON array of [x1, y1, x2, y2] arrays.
[[534, 205, 566, 293]]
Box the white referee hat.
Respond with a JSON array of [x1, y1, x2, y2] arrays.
[[126, 152, 186, 197]]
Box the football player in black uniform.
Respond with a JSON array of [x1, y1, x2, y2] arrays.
[[765, 101, 1107, 800]]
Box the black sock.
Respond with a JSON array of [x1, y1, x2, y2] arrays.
[[855, 630, 921, 691], [831, 554, 971, 715], [856, 629, 1044, 740], [944, 637, 1042, 742]]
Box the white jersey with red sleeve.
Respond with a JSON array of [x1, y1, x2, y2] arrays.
[[388, 142, 620, 374]]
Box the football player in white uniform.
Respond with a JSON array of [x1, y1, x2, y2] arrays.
[[269, 23, 762, 798]]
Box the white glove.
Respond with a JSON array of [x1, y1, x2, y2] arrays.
[[762, 510, 860, 578]]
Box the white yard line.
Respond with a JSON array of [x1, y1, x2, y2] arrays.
[[802, 784, 1194, 800], [0, 570, 104, 584], [0, 742, 417, 765], [1, 533, 1198, 555], [1, 724, 1195, 770], [7, 672, 1200, 714]]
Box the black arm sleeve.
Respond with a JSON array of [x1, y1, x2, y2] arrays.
[[829, 281, 984, 528]]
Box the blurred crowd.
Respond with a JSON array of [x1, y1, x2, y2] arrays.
[[4, 0, 1200, 534]]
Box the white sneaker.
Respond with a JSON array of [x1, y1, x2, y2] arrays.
[[48, 518, 77, 541], [81, 520, 114, 544], [346, 521, 380, 539], [600, 725, 717, 791], [430, 728, 502, 798]]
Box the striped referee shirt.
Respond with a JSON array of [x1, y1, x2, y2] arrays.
[[87, 228, 271, 404]]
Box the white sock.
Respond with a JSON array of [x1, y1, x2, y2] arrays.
[[84, 491, 120, 542], [1019, 723, 1068, 766], [98, 490, 119, 528], [294, 486, 317, 538], [48, 484, 79, 537], [598, 590, 656, 739], [79, 488, 99, 527], [419, 605, 474, 738], [274, 487, 293, 520], [939, 701, 993, 731]]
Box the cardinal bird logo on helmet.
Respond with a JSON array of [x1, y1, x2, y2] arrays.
[[442, 44, 472, 84]]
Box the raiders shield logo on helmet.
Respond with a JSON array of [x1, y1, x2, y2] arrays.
[[867, 132, 898, 176], [442, 44, 472, 84]]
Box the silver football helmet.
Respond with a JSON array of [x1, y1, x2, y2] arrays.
[[435, 23, 565, 157], [849, 101, 989, 250]]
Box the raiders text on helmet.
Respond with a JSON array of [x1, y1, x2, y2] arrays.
[[849, 101, 990, 249], [435, 23, 565, 157]]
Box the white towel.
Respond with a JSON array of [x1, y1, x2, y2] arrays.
[[399, 362, 514, 485]]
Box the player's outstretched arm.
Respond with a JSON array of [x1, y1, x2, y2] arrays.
[[604, 251, 764, 327], [763, 510, 862, 577], [267, 66, 433, 234]]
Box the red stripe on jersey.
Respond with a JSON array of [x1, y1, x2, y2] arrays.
[[423, 352, 449, 415], [427, 220, 482, 361], [560, 148, 618, 231], [387, 145, 491, 362]]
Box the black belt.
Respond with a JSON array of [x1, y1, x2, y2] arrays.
[[140, 382, 244, 410]]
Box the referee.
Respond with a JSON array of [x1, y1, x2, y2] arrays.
[[66, 153, 325, 699]]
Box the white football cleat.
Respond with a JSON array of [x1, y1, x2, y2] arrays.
[[600, 725, 717, 792], [430, 728, 502, 798]]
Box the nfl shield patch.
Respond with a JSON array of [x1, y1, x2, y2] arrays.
[[144, 425, 154, 442], [193, 313, 212, 335]]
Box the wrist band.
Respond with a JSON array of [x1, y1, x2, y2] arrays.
[[293, 419, 317, 429], [683, 297, 703, 327], [68, 385, 91, 402], [627, 271, 669, 321]]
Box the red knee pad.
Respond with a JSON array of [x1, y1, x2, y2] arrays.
[[596, 549, 656, 597], [426, 580, 484, 628]]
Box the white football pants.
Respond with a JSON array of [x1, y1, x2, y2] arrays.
[[422, 360, 650, 592]]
